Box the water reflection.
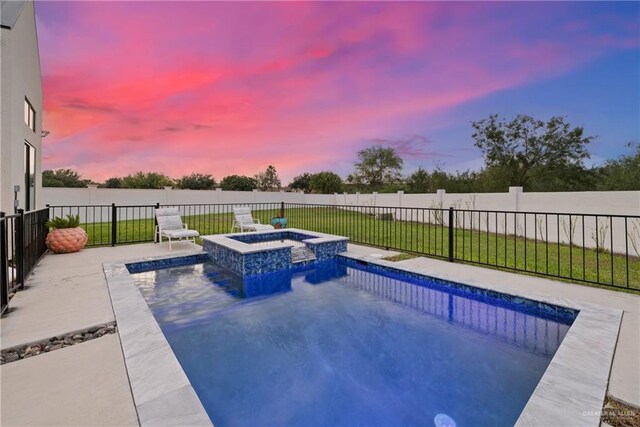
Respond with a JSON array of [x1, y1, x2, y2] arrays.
[[230, 269, 292, 298], [133, 262, 292, 330], [133, 260, 571, 358], [300, 261, 348, 284], [340, 266, 571, 357]]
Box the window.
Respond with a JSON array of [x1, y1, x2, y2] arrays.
[[24, 98, 35, 132], [24, 142, 36, 210]]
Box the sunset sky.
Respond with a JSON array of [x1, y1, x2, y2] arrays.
[[36, 1, 640, 183]]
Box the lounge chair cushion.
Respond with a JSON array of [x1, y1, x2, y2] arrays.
[[231, 206, 275, 232], [155, 208, 181, 217], [247, 224, 275, 231], [236, 214, 254, 225], [159, 215, 185, 230], [162, 229, 199, 238]]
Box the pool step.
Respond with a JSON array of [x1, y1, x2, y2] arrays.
[[291, 247, 317, 264]]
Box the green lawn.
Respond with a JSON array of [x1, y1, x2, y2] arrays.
[[80, 206, 640, 292]]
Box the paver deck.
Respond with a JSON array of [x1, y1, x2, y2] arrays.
[[0, 242, 637, 427]]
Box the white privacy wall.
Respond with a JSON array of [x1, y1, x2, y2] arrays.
[[331, 188, 640, 253], [43, 187, 640, 253], [43, 186, 640, 214], [43, 187, 304, 206]]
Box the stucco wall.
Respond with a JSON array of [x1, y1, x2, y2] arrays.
[[42, 187, 640, 215], [0, 1, 43, 214], [43, 187, 302, 207]]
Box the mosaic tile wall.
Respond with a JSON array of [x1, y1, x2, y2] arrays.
[[307, 240, 348, 261], [126, 253, 208, 274], [243, 248, 291, 276], [205, 230, 348, 277], [203, 239, 291, 276], [338, 256, 579, 325]]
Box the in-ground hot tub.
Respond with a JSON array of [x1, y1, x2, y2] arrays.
[[202, 229, 348, 277]]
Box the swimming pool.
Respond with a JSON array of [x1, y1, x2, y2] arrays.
[[131, 257, 575, 426]]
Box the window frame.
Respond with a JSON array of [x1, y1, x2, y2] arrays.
[[24, 141, 36, 211], [24, 97, 36, 132]]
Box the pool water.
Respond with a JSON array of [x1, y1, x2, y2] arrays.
[[132, 260, 572, 427]]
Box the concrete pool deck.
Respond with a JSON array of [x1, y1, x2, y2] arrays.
[[1, 242, 638, 426]]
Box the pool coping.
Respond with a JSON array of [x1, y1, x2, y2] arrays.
[[103, 250, 213, 427], [103, 249, 622, 427], [339, 253, 623, 427]]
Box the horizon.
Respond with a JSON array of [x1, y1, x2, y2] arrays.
[[36, 1, 640, 183]]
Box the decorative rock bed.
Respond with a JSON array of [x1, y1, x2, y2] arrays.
[[0, 322, 117, 365]]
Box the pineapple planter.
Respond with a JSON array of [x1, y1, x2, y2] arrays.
[[45, 215, 88, 254]]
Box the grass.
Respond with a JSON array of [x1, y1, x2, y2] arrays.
[[78, 207, 640, 292], [382, 253, 420, 262]]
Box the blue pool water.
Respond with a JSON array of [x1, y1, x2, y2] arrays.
[[132, 260, 573, 427]]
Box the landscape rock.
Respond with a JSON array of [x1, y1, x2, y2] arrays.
[[4, 353, 19, 362], [0, 321, 118, 365]]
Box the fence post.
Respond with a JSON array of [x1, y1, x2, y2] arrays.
[[111, 203, 117, 247], [16, 209, 25, 289], [42, 207, 50, 257], [154, 203, 160, 243], [1, 212, 8, 314], [448, 207, 454, 263], [45, 205, 50, 247]]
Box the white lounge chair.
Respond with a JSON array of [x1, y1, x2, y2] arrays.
[[155, 208, 199, 250], [231, 206, 275, 233]]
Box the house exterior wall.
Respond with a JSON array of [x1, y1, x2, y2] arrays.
[[0, 1, 43, 214]]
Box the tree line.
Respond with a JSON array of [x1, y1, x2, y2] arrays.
[[43, 165, 285, 192], [42, 114, 640, 193]]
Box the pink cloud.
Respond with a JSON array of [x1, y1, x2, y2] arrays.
[[36, 1, 639, 182]]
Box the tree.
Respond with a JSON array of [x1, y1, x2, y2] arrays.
[[596, 143, 640, 191], [309, 171, 343, 194], [121, 172, 173, 189], [352, 145, 403, 190], [254, 165, 281, 191], [379, 182, 407, 193], [220, 175, 257, 191], [175, 173, 216, 190], [42, 169, 90, 187], [103, 177, 123, 188], [472, 114, 593, 189], [406, 167, 430, 193], [289, 173, 313, 193]]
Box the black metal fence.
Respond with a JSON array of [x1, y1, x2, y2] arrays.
[[1, 208, 49, 315], [48, 202, 282, 246], [46, 202, 640, 292]]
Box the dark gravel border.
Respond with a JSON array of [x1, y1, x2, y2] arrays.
[[602, 396, 640, 427], [1, 322, 117, 365]]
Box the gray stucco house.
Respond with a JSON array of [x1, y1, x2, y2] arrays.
[[1, 0, 43, 214]]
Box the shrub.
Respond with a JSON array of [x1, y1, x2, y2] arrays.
[[46, 214, 81, 229]]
